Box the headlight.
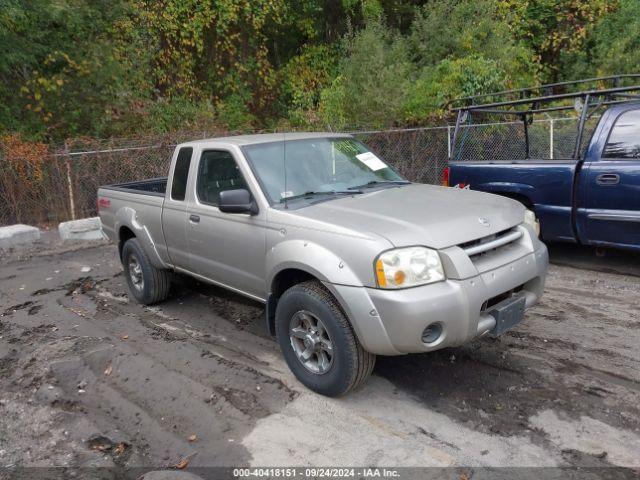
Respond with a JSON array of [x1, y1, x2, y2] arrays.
[[375, 247, 445, 289], [524, 209, 540, 237]]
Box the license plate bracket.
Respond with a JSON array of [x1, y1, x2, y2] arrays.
[[488, 293, 526, 337]]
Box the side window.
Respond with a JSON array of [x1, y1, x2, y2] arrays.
[[196, 150, 248, 206], [171, 147, 193, 201], [603, 110, 640, 159]]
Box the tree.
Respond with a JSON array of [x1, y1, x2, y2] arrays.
[[1, 0, 637, 140], [279, 44, 339, 127], [404, 55, 507, 123], [319, 19, 412, 129], [504, 0, 618, 82], [0, 0, 141, 140], [408, 0, 533, 83], [589, 0, 640, 76], [133, 0, 287, 116]]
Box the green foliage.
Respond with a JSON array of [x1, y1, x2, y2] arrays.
[[216, 92, 257, 131], [589, 0, 640, 75], [404, 55, 507, 123], [280, 45, 339, 127], [319, 75, 348, 130], [319, 20, 412, 129], [134, 0, 285, 107], [146, 97, 216, 134], [409, 0, 534, 84], [361, 0, 383, 22], [0, 0, 637, 141], [0, 0, 138, 140], [504, 0, 618, 82]]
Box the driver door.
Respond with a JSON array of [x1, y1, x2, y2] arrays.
[[580, 108, 640, 248], [186, 149, 267, 300]]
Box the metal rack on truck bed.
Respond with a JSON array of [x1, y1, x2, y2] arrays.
[[446, 74, 640, 251]]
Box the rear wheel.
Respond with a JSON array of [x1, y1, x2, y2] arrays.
[[122, 238, 171, 305], [275, 280, 375, 396]]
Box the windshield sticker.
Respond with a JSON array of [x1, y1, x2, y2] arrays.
[[280, 190, 294, 199], [334, 140, 358, 155], [355, 152, 387, 171]]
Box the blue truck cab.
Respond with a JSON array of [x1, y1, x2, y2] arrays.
[[447, 76, 640, 252]]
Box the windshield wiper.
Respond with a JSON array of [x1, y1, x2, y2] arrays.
[[279, 190, 363, 203], [348, 180, 411, 190]]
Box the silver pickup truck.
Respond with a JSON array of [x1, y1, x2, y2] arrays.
[[98, 133, 548, 396]]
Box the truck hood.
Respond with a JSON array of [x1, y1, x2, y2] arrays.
[[295, 184, 524, 249]]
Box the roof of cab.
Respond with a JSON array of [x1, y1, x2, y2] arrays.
[[180, 132, 353, 148]]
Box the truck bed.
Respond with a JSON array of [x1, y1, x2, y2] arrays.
[[101, 177, 167, 197], [97, 177, 167, 258]]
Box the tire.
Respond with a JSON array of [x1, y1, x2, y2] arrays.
[[121, 238, 171, 305], [275, 280, 375, 396]]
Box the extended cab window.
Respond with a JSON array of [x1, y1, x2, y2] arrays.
[[171, 147, 193, 201], [603, 109, 640, 159], [196, 150, 248, 206]]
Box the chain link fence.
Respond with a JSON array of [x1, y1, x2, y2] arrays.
[[0, 117, 589, 226], [451, 116, 600, 162]]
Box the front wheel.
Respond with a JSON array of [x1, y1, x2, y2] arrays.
[[275, 280, 375, 396], [121, 238, 171, 305]]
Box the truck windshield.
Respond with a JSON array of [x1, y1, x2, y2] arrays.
[[242, 137, 407, 204]]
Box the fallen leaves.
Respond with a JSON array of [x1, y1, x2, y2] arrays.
[[104, 364, 113, 376], [113, 442, 129, 456], [173, 452, 197, 469], [87, 435, 130, 457]]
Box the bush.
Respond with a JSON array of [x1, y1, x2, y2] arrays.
[[318, 75, 348, 130], [215, 93, 256, 132], [318, 19, 412, 129], [279, 44, 339, 128], [590, 0, 640, 75], [409, 0, 534, 82], [146, 96, 216, 134], [403, 55, 507, 123]]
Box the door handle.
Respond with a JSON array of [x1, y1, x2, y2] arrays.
[[596, 173, 620, 185], [189, 214, 200, 223]]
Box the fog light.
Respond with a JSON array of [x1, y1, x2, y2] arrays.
[[422, 323, 443, 344]]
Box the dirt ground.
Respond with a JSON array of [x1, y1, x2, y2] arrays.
[[0, 233, 639, 477]]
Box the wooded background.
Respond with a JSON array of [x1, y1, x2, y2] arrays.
[[1, 0, 639, 226], [2, 0, 639, 145]]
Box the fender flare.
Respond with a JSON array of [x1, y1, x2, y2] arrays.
[[115, 207, 168, 269], [265, 240, 400, 354], [266, 239, 362, 291]]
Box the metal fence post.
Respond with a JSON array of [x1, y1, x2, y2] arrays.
[[549, 118, 554, 159], [64, 142, 76, 220], [447, 125, 452, 159]]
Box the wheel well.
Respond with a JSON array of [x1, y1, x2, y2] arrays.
[[495, 192, 534, 211], [118, 226, 136, 260], [271, 268, 316, 299], [266, 268, 317, 336]]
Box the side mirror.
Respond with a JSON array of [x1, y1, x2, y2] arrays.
[[219, 189, 258, 215]]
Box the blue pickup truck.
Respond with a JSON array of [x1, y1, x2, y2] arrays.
[[446, 75, 640, 252]]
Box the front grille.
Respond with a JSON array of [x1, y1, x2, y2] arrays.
[[460, 227, 523, 258]]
